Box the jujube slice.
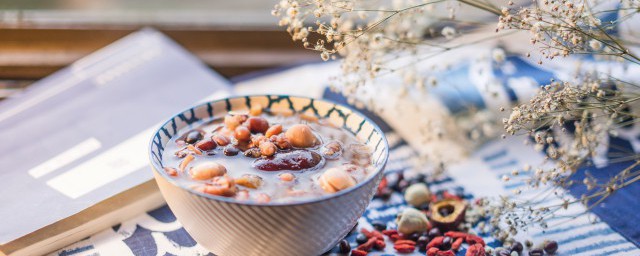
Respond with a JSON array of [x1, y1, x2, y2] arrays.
[[253, 150, 323, 171]]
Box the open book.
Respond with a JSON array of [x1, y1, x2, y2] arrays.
[[0, 29, 231, 256]]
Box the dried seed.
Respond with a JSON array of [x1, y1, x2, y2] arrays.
[[244, 147, 262, 158], [247, 117, 269, 134], [396, 208, 429, 235], [223, 146, 239, 156], [319, 167, 356, 193], [404, 183, 432, 207]]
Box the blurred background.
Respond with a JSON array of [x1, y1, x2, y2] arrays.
[[0, 0, 317, 99]]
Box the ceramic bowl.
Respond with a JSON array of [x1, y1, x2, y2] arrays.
[[149, 95, 389, 256]]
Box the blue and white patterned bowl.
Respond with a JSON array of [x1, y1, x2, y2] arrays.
[[149, 95, 389, 256]]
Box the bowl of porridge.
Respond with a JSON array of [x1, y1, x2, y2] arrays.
[[149, 95, 388, 256]]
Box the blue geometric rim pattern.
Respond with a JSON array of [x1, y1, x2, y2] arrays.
[[148, 94, 389, 206]]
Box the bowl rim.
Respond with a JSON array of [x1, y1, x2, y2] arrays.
[[148, 94, 389, 207]]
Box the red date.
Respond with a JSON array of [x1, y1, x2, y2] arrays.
[[253, 150, 323, 171]]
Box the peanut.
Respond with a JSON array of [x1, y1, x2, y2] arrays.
[[234, 126, 251, 141], [259, 141, 277, 156], [235, 174, 264, 189]]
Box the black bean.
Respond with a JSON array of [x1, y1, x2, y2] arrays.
[[511, 242, 524, 254], [416, 236, 429, 252], [355, 234, 368, 244], [185, 130, 203, 144], [529, 249, 544, 256], [223, 147, 239, 156], [441, 236, 452, 250], [371, 221, 386, 231], [544, 240, 558, 254], [417, 203, 430, 211], [428, 228, 441, 238], [408, 232, 421, 241], [338, 239, 351, 253]]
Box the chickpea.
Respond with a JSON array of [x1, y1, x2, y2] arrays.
[[319, 167, 356, 193], [234, 126, 251, 141], [279, 173, 295, 182], [190, 161, 227, 180], [259, 141, 277, 156], [265, 124, 283, 138], [285, 124, 318, 148]]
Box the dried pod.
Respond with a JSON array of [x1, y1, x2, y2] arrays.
[[430, 200, 467, 231], [319, 167, 356, 193], [190, 161, 227, 180], [404, 183, 432, 207], [396, 208, 429, 235], [285, 124, 318, 148], [235, 174, 264, 189]]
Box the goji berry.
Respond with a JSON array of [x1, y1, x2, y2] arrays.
[[436, 250, 456, 256], [374, 239, 386, 250], [465, 234, 485, 246], [393, 244, 415, 254], [443, 231, 467, 239], [427, 236, 444, 249], [351, 249, 368, 256], [451, 237, 464, 251], [382, 229, 398, 236], [427, 247, 441, 256], [360, 228, 374, 239], [394, 240, 417, 246], [390, 233, 401, 242], [357, 237, 377, 252], [442, 191, 461, 201], [465, 243, 484, 256], [371, 230, 384, 240]]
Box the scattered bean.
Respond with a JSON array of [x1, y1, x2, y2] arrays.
[[338, 239, 351, 253], [543, 240, 558, 254], [356, 234, 368, 244], [371, 221, 387, 231]]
